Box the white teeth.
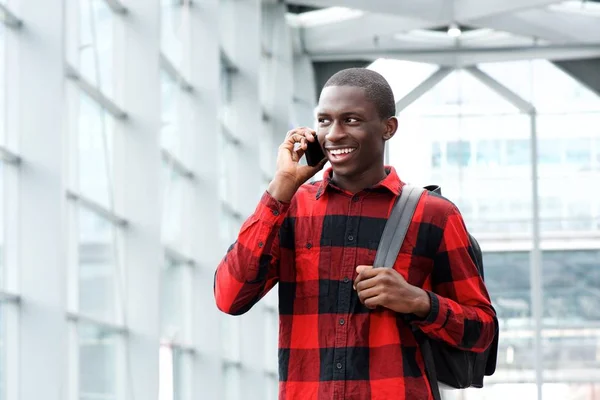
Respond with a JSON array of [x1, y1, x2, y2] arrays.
[[330, 148, 356, 155]]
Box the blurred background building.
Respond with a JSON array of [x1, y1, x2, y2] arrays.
[[0, 0, 599, 400]]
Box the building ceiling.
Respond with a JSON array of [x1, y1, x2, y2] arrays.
[[284, 0, 600, 66]]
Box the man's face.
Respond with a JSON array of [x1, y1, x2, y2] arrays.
[[316, 85, 393, 179]]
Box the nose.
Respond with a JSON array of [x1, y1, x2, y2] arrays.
[[325, 120, 346, 143]]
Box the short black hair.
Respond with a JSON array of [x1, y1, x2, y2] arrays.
[[322, 68, 396, 119]]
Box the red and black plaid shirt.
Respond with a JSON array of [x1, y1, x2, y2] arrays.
[[214, 167, 496, 400]]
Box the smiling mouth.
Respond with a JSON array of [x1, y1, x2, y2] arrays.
[[327, 147, 357, 162]]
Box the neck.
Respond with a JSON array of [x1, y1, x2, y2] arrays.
[[331, 165, 388, 194]]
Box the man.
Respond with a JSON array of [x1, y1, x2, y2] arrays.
[[214, 68, 496, 400]]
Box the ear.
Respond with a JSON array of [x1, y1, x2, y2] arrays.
[[382, 116, 398, 141]]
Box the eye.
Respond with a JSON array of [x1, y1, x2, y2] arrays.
[[318, 118, 331, 124], [345, 117, 359, 124]]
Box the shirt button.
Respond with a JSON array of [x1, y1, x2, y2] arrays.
[[348, 235, 354, 241], [305, 242, 312, 249], [352, 196, 360, 202], [336, 363, 343, 370], [258, 241, 264, 248], [343, 277, 350, 283], [339, 318, 345, 325], [272, 210, 279, 216]]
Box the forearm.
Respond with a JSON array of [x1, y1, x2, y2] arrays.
[[214, 191, 288, 315], [412, 292, 497, 352]]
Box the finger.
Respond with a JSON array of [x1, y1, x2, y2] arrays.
[[355, 275, 381, 292], [357, 286, 381, 304], [300, 127, 316, 142], [364, 294, 386, 310], [353, 266, 378, 289]]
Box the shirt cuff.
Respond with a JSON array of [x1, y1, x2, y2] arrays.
[[256, 191, 290, 223], [410, 291, 449, 332]]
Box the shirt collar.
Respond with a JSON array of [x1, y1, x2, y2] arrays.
[[315, 166, 402, 199]]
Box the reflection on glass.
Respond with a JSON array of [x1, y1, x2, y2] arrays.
[[446, 140, 471, 167], [78, 322, 117, 400], [79, 0, 114, 98], [78, 92, 114, 209], [78, 207, 117, 322]]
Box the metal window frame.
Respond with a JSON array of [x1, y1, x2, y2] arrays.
[[0, 4, 22, 28], [0, 146, 21, 165], [221, 201, 243, 221], [162, 149, 195, 180], [66, 190, 129, 228], [66, 311, 129, 336], [160, 53, 194, 93], [103, 0, 128, 15], [65, 65, 128, 120], [164, 245, 197, 268], [0, 291, 20, 303]]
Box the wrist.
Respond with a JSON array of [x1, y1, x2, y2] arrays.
[[412, 289, 432, 319], [267, 173, 299, 203]]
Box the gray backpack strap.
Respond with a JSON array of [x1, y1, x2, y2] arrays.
[[373, 185, 425, 269]]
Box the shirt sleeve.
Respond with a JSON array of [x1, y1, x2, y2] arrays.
[[411, 204, 498, 353], [213, 191, 288, 315]]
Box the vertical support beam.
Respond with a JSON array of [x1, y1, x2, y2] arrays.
[[17, 1, 67, 399], [189, 1, 223, 399], [529, 109, 544, 400], [120, 2, 162, 400]]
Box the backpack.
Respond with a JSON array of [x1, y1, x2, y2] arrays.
[[373, 184, 499, 400]]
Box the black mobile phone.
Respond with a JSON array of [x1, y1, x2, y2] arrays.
[[304, 134, 326, 167]]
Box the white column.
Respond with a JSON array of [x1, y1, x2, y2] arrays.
[[291, 52, 317, 127], [188, 1, 224, 399], [529, 109, 544, 400], [17, 1, 68, 399], [227, 1, 266, 399], [261, 2, 294, 175], [119, 2, 162, 400]]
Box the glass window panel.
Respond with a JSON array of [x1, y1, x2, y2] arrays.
[[505, 139, 529, 166], [431, 141, 442, 168], [160, 70, 194, 163], [220, 316, 240, 362], [78, 92, 114, 209], [78, 322, 118, 400], [79, 0, 114, 98], [538, 139, 562, 165], [161, 164, 189, 248], [564, 137, 592, 167], [161, 258, 185, 340], [475, 139, 502, 167], [367, 59, 438, 102], [264, 310, 277, 373], [446, 140, 471, 167], [541, 250, 600, 374], [78, 207, 117, 322], [481, 60, 600, 113], [405, 69, 517, 115], [223, 365, 240, 400], [161, 0, 190, 72]]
